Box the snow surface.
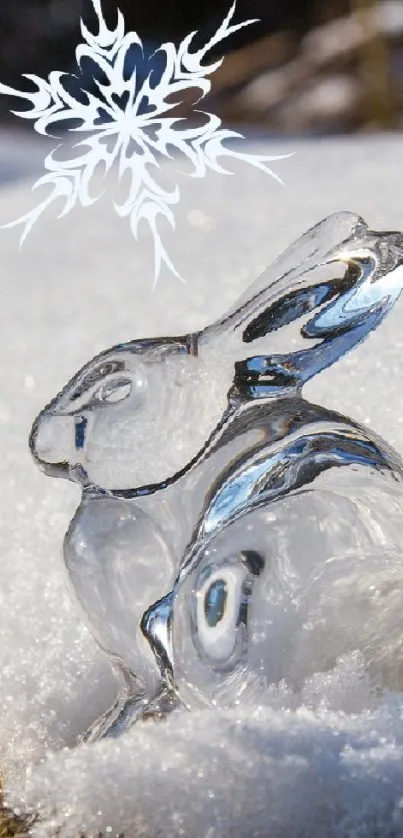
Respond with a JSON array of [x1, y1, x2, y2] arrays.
[[1, 131, 403, 836]]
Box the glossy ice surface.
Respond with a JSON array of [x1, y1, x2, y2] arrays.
[[30, 211, 403, 740]]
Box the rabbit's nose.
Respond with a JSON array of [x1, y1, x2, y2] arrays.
[[30, 412, 73, 468]]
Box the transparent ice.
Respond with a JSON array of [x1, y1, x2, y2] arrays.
[[29, 211, 403, 742]]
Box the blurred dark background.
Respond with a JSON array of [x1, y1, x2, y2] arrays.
[[0, 0, 402, 133]]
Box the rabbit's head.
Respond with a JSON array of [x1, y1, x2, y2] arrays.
[[30, 335, 229, 491]]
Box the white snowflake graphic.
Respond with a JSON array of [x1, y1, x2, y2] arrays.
[[0, 0, 288, 282]]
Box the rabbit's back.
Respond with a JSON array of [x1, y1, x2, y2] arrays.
[[186, 397, 403, 551]]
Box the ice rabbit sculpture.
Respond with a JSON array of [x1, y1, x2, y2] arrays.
[[30, 212, 403, 741]]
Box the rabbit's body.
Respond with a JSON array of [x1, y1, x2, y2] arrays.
[[65, 396, 403, 720], [30, 212, 403, 740]]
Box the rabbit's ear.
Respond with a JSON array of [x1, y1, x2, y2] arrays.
[[203, 212, 403, 396], [212, 211, 366, 342], [242, 278, 346, 344]]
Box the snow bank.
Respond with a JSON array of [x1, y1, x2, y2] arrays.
[[8, 654, 403, 838]]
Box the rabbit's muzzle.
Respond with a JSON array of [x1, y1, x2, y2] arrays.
[[29, 410, 75, 479]]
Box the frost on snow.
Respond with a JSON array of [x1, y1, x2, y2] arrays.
[[0, 0, 287, 282]]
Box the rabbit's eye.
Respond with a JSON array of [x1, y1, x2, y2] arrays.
[[97, 378, 132, 404], [71, 361, 124, 401]]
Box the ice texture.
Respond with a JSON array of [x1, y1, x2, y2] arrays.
[[2, 132, 403, 835]]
